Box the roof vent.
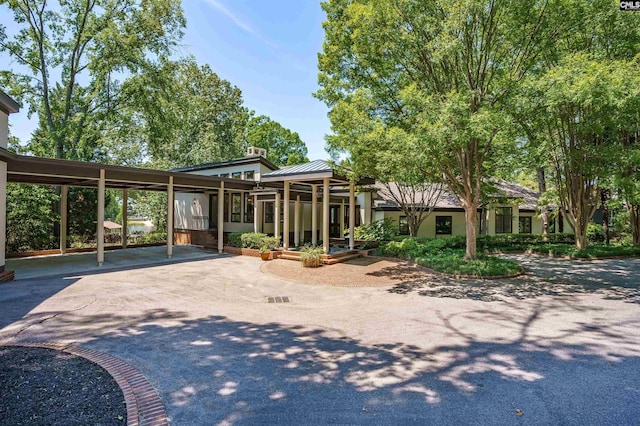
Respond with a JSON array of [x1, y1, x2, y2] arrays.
[[247, 147, 267, 158]]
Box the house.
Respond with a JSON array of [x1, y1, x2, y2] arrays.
[[173, 148, 572, 247]]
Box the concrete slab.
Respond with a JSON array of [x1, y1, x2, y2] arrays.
[[1, 254, 639, 425], [6, 245, 221, 280]]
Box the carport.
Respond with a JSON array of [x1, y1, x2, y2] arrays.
[[0, 91, 254, 279]]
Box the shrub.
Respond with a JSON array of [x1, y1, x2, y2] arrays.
[[587, 222, 605, 243], [227, 232, 244, 248], [300, 245, 323, 267], [260, 236, 281, 252], [137, 231, 167, 244], [353, 218, 397, 241], [241, 232, 267, 249]]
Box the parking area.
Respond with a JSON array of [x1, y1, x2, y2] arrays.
[[1, 253, 639, 424]]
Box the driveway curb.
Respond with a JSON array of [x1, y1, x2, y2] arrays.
[[0, 341, 168, 426]]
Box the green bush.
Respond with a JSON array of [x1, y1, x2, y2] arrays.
[[260, 236, 281, 252], [353, 218, 397, 241], [227, 232, 244, 248], [240, 232, 268, 249], [587, 222, 605, 243], [300, 245, 323, 267], [137, 231, 167, 244]]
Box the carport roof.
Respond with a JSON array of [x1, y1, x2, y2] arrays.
[[0, 148, 256, 193]]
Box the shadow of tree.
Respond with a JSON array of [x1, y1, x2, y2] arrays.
[[13, 302, 640, 425], [385, 254, 640, 303]]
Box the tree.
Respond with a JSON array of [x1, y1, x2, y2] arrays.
[[126, 58, 249, 169], [245, 115, 308, 166], [317, 0, 552, 259], [0, 0, 185, 160]]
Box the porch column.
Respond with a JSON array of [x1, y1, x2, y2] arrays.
[[323, 177, 330, 253], [0, 159, 6, 273], [283, 181, 290, 249], [294, 195, 300, 247], [122, 189, 128, 249], [97, 169, 105, 266], [60, 185, 68, 254], [274, 192, 280, 241], [217, 183, 224, 253], [167, 176, 173, 258], [311, 184, 317, 246], [253, 194, 258, 233], [349, 182, 355, 250]]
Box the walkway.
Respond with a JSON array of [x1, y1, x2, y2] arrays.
[[6, 245, 221, 280], [1, 254, 639, 424]]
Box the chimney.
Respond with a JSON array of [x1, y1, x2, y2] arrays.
[[246, 147, 267, 158]]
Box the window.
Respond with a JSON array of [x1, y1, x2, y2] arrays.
[[435, 216, 452, 235], [264, 202, 274, 223], [231, 193, 242, 222], [398, 216, 409, 235], [244, 171, 255, 180], [519, 216, 532, 234], [495, 207, 513, 234], [232, 172, 241, 179], [244, 193, 254, 222], [220, 173, 229, 178], [343, 206, 361, 228], [224, 193, 229, 222], [208, 194, 218, 229]]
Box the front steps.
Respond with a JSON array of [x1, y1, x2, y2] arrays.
[[279, 249, 361, 265]]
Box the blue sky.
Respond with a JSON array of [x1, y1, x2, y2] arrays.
[[3, 0, 331, 160]]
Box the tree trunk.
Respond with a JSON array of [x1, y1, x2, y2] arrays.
[[575, 229, 588, 250], [464, 205, 477, 260], [601, 189, 610, 245], [409, 217, 420, 237], [630, 203, 640, 246], [537, 167, 549, 237]]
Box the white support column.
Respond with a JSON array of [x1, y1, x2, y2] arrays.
[[218, 183, 224, 253], [274, 192, 280, 241], [97, 169, 105, 266], [349, 182, 355, 250], [122, 189, 128, 249], [0, 160, 6, 273], [311, 185, 317, 246], [294, 195, 300, 247], [167, 176, 173, 258], [283, 181, 290, 249], [60, 185, 68, 254], [323, 177, 330, 253], [253, 194, 259, 233]]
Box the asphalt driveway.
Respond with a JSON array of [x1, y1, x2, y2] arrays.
[[1, 253, 639, 425]]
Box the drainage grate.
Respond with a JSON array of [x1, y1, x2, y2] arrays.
[[265, 296, 291, 304]]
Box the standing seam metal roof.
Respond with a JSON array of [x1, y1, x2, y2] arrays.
[[261, 160, 332, 177]]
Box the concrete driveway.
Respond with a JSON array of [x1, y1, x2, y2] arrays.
[[1, 253, 639, 425]]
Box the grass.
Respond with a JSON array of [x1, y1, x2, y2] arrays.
[[529, 243, 640, 259]]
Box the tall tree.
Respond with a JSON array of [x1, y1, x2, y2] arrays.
[[0, 0, 185, 160], [317, 0, 552, 259], [245, 115, 308, 166]]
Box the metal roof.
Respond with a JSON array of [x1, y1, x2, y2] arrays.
[[261, 160, 332, 178], [171, 155, 278, 173]]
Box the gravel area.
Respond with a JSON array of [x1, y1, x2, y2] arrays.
[[261, 255, 436, 286], [0, 346, 126, 425]]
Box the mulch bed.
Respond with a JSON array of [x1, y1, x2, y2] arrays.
[[0, 346, 126, 425]]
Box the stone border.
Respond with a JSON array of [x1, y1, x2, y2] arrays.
[[0, 341, 168, 426]]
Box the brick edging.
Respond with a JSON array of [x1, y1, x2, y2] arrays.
[[0, 341, 168, 426]]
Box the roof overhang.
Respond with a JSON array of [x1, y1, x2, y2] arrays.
[[0, 91, 20, 115]]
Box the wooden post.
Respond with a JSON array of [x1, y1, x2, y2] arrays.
[[311, 185, 317, 246], [323, 178, 330, 253], [122, 189, 128, 249], [294, 195, 300, 247], [97, 169, 105, 266], [218, 183, 224, 253], [349, 182, 355, 250], [60, 185, 68, 254], [283, 181, 290, 249], [167, 176, 173, 258]]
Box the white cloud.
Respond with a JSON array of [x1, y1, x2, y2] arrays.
[[203, 0, 277, 48]]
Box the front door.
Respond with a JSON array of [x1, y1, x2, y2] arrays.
[[329, 205, 342, 238]]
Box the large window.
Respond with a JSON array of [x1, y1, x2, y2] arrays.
[[244, 193, 254, 222], [495, 207, 513, 234], [264, 202, 274, 223], [435, 216, 452, 235], [231, 193, 242, 222], [519, 216, 532, 234], [244, 171, 255, 180], [224, 193, 229, 222], [398, 216, 409, 235], [232, 172, 241, 179]]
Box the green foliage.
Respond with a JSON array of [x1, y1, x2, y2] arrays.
[[238, 233, 280, 251], [137, 231, 167, 245], [6, 184, 59, 253], [378, 237, 521, 278], [353, 218, 397, 241], [259, 236, 280, 253], [227, 232, 244, 248], [533, 243, 640, 259], [300, 245, 323, 268], [245, 115, 309, 166], [586, 223, 606, 243]]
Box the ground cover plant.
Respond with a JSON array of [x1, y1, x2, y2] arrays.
[[300, 245, 323, 268]]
